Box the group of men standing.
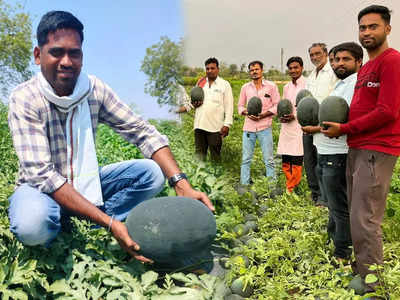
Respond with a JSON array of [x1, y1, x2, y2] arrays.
[[178, 57, 279, 187], [179, 4, 400, 296]]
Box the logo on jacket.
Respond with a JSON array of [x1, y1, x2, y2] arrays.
[[355, 72, 380, 90], [367, 82, 380, 88]]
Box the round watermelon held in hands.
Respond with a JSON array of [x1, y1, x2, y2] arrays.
[[277, 99, 293, 118], [125, 196, 216, 267], [296, 96, 320, 127], [190, 86, 204, 107], [247, 96, 262, 116], [319, 96, 349, 129], [295, 89, 313, 107]]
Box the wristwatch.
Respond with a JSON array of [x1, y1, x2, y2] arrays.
[[168, 173, 188, 187]]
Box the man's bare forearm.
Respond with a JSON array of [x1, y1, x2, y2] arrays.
[[261, 111, 274, 118], [151, 146, 180, 178], [52, 182, 111, 227]]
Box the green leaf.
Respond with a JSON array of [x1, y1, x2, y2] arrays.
[[10, 289, 28, 300], [365, 273, 378, 284], [103, 277, 123, 287], [105, 288, 127, 300], [368, 265, 378, 271], [386, 208, 395, 217], [141, 271, 158, 290], [0, 265, 6, 284], [170, 273, 193, 284], [47, 279, 72, 295], [205, 175, 216, 187]]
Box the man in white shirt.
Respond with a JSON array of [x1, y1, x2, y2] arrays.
[[179, 58, 234, 161], [302, 43, 338, 205], [317, 42, 363, 261]]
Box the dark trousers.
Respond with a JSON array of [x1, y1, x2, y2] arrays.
[[347, 149, 397, 287], [302, 134, 321, 202], [317, 153, 351, 259], [194, 129, 222, 161]]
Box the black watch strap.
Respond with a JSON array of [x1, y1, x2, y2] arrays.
[[168, 173, 187, 187]]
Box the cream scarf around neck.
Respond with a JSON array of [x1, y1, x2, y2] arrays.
[[38, 72, 104, 206]]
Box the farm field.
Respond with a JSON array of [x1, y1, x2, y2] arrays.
[[1, 79, 400, 299]]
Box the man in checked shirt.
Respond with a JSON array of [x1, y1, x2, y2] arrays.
[[7, 11, 214, 263]]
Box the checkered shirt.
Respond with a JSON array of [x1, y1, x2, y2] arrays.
[[8, 74, 169, 194]]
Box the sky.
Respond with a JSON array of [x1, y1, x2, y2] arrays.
[[9, 0, 183, 120], [183, 0, 400, 71]]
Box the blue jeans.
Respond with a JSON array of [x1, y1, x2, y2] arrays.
[[240, 128, 275, 185], [8, 159, 165, 246]]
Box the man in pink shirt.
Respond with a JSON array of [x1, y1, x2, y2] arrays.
[[277, 56, 306, 193], [238, 61, 280, 185]]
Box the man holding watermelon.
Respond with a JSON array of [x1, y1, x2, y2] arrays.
[[7, 11, 214, 263], [177, 57, 234, 161], [316, 42, 363, 263], [302, 42, 338, 206], [277, 56, 306, 193], [322, 5, 400, 295], [238, 61, 280, 185]]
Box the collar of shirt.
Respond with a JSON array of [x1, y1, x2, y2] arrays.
[[321, 61, 333, 73], [334, 72, 357, 88], [331, 72, 358, 104], [249, 79, 271, 89], [310, 62, 332, 77], [205, 76, 221, 87], [289, 75, 306, 88]]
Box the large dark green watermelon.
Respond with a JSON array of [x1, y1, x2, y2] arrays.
[[277, 99, 293, 118], [296, 96, 319, 126], [126, 196, 216, 269], [296, 89, 313, 107], [247, 96, 262, 116], [190, 86, 204, 105], [319, 96, 349, 128]]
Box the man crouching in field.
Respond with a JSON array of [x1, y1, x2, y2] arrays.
[[7, 11, 213, 262]]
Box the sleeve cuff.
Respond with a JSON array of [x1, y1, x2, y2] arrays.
[[38, 172, 67, 194], [340, 123, 350, 134]]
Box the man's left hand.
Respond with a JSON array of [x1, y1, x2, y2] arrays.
[[220, 126, 229, 138], [174, 179, 215, 212], [301, 125, 321, 134], [280, 114, 295, 123], [192, 100, 203, 108], [248, 114, 260, 121], [320, 121, 342, 137]]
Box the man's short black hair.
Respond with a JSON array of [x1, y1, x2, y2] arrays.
[[328, 46, 336, 56], [358, 5, 391, 24], [205, 57, 219, 67], [286, 56, 303, 67], [333, 42, 364, 62], [37, 11, 84, 47], [308, 43, 328, 54], [248, 60, 263, 70]]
